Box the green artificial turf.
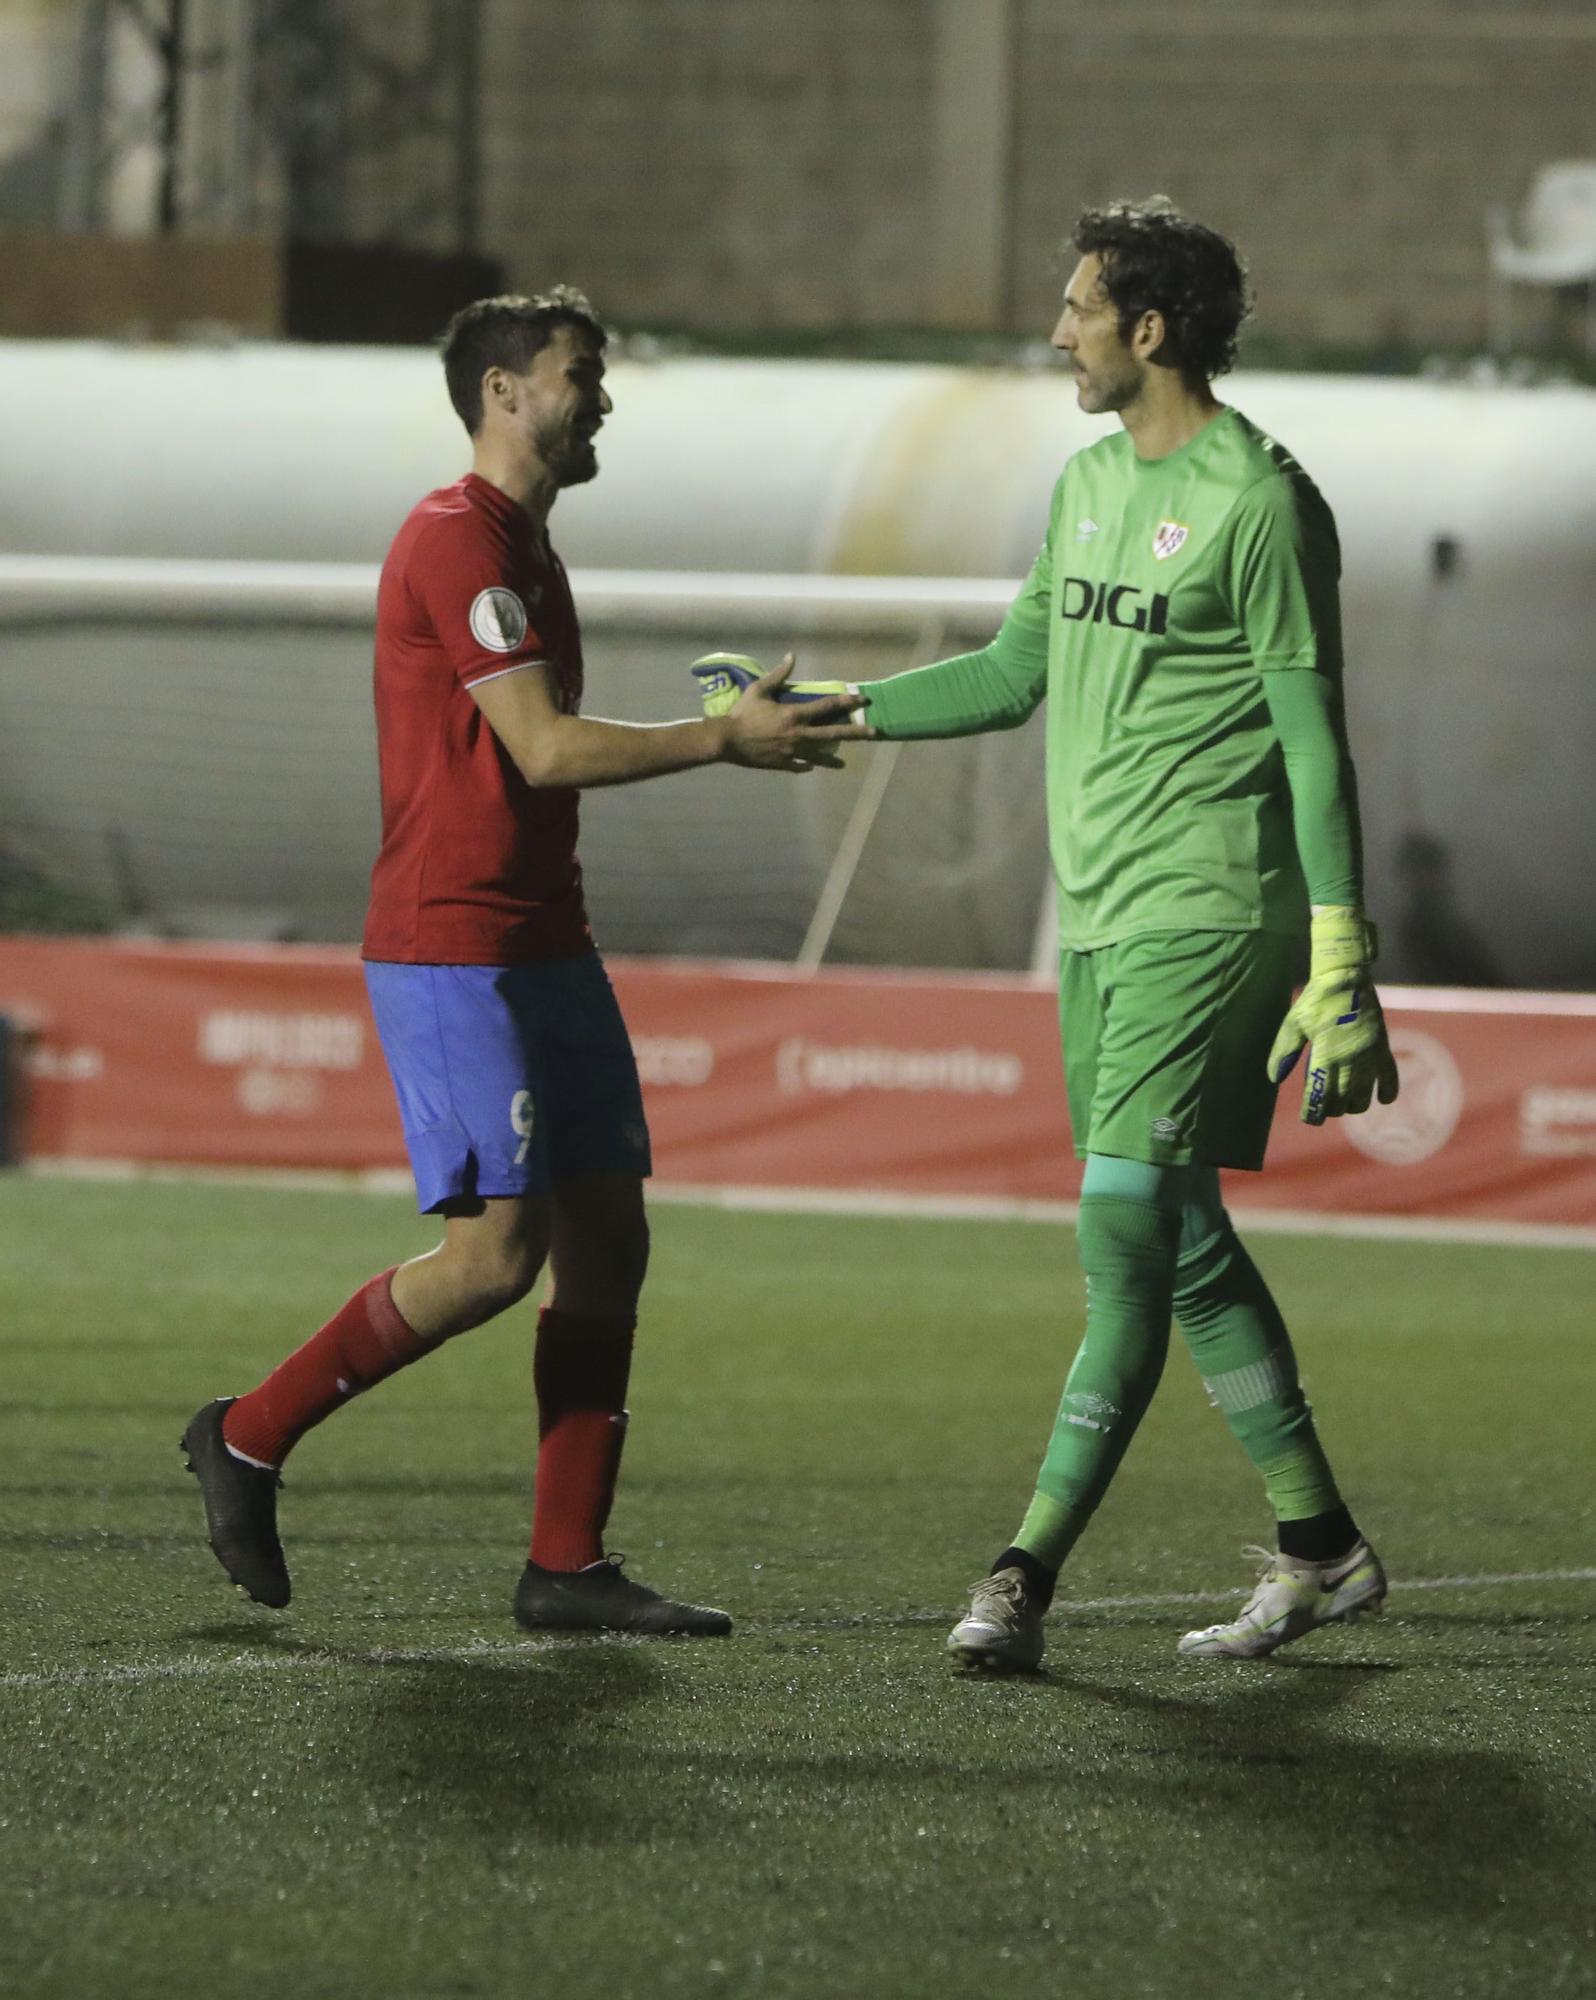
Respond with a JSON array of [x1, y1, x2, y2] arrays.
[[1, 1173, 1593, 1999]]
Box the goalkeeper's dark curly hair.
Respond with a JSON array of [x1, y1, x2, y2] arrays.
[[1071, 198, 1251, 386], [440, 286, 607, 434]]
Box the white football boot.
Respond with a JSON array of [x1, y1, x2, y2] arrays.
[[947, 1567, 1046, 1672], [1177, 1541, 1387, 1660]]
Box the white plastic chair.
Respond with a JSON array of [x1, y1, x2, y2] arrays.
[[1487, 161, 1596, 356]]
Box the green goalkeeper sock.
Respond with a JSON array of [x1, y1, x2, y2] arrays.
[[1012, 1491, 1091, 1573], [1173, 1213, 1342, 1522], [1029, 1193, 1181, 1525]]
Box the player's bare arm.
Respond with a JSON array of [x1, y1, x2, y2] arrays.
[[471, 651, 864, 787], [720, 656, 869, 768]]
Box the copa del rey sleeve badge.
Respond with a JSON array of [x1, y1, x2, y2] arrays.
[[468, 586, 529, 651], [1153, 520, 1190, 560]]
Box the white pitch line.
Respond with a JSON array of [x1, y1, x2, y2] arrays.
[[648, 1183, 1596, 1253], [1062, 1567, 1596, 1614], [0, 1640, 555, 1691], [23, 1159, 1596, 1251], [4, 1569, 1593, 1693]]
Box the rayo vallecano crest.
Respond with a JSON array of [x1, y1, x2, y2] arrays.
[[1153, 519, 1190, 561]]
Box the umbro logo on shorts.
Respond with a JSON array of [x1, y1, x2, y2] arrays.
[[1150, 1115, 1182, 1141]]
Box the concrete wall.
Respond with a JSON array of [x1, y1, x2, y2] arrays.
[[1008, 2, 1596, 352], [477, 0, 937, 331], [6, 1, 1592, 349], [466, 0, 1596, 351], [0, 0, 77, 227]]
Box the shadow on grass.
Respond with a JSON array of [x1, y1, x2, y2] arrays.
[[155, 1615, 678, 1845], [143, 1567, 1592, 1938], [342, 1645, 667, 1848], [1047, 1661, 1571, 1932], [297, 1636, 1582, 1941], [1267, 1654, 1406, 1672], [182, 1618, 307, 1646]]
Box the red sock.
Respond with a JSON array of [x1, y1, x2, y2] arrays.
[[530, 1308, 635, 1571], [222, 1268, 427, 1468]]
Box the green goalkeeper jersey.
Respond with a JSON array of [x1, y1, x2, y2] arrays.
[[865, 408, 1358, 951]]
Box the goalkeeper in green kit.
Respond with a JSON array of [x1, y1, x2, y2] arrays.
[[703, 198, 1399, 1669]]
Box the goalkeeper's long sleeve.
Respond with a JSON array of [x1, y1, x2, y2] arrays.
[[1261, 661, 1397, 1125], [1260, 668, 1364, 909], [862, 512, 1055, 741], [1228, 465, 1366, 913], [862, 635, 1048, 739]]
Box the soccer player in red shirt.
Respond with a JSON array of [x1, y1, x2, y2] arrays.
[[181, 288, 856, 1633]]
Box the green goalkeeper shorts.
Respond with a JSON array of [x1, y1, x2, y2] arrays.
[[1058, 929, 1298, 1172]]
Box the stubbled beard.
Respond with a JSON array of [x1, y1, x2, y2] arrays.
[[536, 422, 600, 488], [555, 442, 599, 486], [1080, 363, 1141, 414]]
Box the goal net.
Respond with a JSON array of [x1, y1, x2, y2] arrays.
[[0, 559, 1052, 971]]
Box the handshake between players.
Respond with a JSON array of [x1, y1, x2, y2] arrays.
[[692, 650, 872, 772]]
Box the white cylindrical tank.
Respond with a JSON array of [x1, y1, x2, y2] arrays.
[[1, 341, 1591, 984]]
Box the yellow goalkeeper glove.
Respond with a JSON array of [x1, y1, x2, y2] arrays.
[[1267, 907, 1400, 1126], [690, 652, 855, 719]]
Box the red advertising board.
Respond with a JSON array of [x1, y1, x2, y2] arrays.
[[2, 936, 1594, 1231]]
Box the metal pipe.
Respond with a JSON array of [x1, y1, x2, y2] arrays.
[[0, 556, 1017, 639]]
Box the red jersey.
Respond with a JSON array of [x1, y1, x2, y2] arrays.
[[362, 473, 592, 964]]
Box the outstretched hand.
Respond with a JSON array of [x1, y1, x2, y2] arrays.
[[718, 654, 872, 772]]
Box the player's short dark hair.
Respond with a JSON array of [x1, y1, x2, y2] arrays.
[[1071, 198, 1251, 385], [439, 288, 608, 434]]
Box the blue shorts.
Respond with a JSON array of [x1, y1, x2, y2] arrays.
[[363, 953, 652, 1213]]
